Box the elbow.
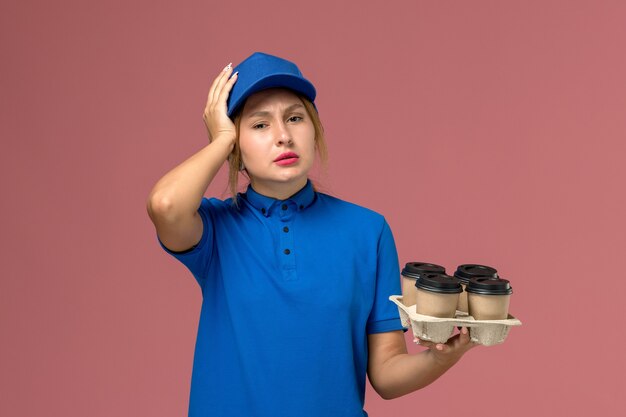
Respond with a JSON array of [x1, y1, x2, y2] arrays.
[[371, 377, 424, 400], [378, 391, 394, 401], [378, 388, 417, 401], [147, 191, 177, 223], [370, 381, 403, 401], [377, 389, 401, 401]]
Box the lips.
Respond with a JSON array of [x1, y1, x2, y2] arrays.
[[274, 152, 299, 162], [273, 152, 299, 167]]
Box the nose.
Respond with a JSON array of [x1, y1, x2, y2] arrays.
[[274, 121, 293, 146]]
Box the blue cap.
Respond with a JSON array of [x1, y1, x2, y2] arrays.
[[227, 52, 317, 117]]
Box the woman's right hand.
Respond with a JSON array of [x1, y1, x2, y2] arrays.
[[203, 63, 238, 144]]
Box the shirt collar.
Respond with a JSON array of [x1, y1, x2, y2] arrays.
[[242, 180, 316, 217]]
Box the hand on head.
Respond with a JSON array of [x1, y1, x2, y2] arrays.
[[203, 64, 238, 144]]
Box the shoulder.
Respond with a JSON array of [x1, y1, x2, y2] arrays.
[[315, 192, 387, 228], [199, 196, 240, 218], [316, 192, 384, 218]]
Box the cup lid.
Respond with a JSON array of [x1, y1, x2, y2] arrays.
[[454, 264, 499, 284], [466, 277, 513, 295], [414, 273, 462, 294], [401, 262, 446, 279]]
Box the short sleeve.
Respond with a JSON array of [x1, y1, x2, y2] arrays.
[[366, 219, 404, 334], [158, 198, 215, 289]]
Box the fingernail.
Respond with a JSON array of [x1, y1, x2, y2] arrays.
[[224, 63, 232, 71], [462, 327, 468, 335], [436, 344, 443, 351], [231, 71, 238, 78]]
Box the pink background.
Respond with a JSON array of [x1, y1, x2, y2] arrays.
[[2, 0, 625, 416]]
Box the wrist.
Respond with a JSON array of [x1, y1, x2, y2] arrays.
[[211, 134, 236, 150]]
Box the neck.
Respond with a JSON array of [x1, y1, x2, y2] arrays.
[[250, 177, 308, 200]]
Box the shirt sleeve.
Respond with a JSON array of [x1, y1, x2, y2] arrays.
[[157, 198, 215, 289], [366, 219, 404, 334]]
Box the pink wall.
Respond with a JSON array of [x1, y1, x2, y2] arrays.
[[2, 0, 624, 415]]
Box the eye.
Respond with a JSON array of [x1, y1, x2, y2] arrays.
[[252, 122, 268, 129], [287, 116, 303, 123]]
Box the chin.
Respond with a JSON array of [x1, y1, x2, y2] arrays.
[[275, 170, 309, 183]]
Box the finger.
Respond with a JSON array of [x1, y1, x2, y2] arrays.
[[207, 63, 232, 109], [459, 327, 471, 344], [210, 64, 234, 110], [414, 338, 440, 350], [414, 337, 431, 347], [214, 71, 238, 113], [444, 333, 461, 346], [434, 343, 447, 352], [208, 64, 232, 101], [459, 328, 479, 349]]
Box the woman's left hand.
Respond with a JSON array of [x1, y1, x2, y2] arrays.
[[415, 327, 478, 366]]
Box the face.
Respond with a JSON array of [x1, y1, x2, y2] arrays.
[[238, 88, 317, 197]]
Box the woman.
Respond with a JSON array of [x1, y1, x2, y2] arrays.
[[147, 52, 475, 417]]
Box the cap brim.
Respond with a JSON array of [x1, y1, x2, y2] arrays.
[[227, 73, 316, 117]]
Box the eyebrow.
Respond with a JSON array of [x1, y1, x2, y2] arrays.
[[244, 103, 305, 119]]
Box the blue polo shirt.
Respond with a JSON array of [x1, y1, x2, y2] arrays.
[[160, 180, 403, 417]]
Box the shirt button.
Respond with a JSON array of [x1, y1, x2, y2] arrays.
[[283, 249, 291, 255], [261, 208, 266, 214], [283, 226, 289, 233], [281, 204, 288, 210]]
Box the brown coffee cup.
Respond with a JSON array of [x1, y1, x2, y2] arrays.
[[466, 277, 513, 320], [414, 273, 462, 318], [454, 264, 499, 313], [401, 262, 446, 306]]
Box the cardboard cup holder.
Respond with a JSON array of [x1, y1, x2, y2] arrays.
[[389, 295, 522, 346]]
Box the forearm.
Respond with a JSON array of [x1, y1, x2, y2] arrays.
[[373, 350, 459, 399], [148, 137, 234, 219]]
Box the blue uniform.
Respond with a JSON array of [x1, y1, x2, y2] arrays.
[[160, 180, 403, 417]]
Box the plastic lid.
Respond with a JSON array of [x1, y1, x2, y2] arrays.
[[414, 273, 462, 294], [466, 277, 513, 295], [454, 264, 498, 284], [401, 262, 446, 279]]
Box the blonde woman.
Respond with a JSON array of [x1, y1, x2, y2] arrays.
[[147, 52, 475, 417]]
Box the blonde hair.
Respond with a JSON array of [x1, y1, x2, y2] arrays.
[[227, 94, 327, 205]]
